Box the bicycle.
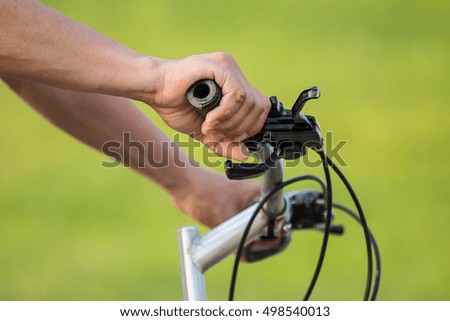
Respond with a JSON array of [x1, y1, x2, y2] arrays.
[[178, 80, 381, 301]]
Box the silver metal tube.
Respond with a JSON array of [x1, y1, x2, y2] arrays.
[[191, 202, 268, 272], [177, 226, 207, 301], [262, 158, 285, 218], [177, 148, 289, 300]]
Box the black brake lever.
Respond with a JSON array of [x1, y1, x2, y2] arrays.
[[187, 80, 324, 180], [224, 150, 279, 180], [292, 86, 321, 120]]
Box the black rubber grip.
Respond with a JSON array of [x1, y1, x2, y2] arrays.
[[186, 79, 221, 114]]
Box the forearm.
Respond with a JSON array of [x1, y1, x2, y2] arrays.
[[0, 0, 159, 100], [1, 77, 200, 196], [0, 1, 270, 161]]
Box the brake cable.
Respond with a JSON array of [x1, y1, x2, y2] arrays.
[[332, 203, 381, 301], [302, 150, 333, 301], [228, 173, 328, 301], [326, 156, 376, 301], [229, 154, 379, 301], [186, 80, 380, 301]]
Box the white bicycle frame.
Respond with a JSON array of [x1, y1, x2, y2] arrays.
[[177, 151, 290, 300]]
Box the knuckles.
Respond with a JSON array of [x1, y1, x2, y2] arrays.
[[210, 51, 234, 65], [233, 90, 247, 106], [217, 90, 247, 120]]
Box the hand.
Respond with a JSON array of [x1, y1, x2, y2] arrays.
[[147, 52, 270, 161], [168, 169, 260, 228]]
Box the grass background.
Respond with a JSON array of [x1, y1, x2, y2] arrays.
[[0, 0, 449, 300]]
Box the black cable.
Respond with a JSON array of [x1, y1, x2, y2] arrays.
[[302, 150, 333, 301], [228, 153, 375, 301], [333, 203, 381, 301], [228, 174, 327, 301], [325, 156, 373, 301]]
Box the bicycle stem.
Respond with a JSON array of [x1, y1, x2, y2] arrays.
[[177, 158, 290, 300], [261, 161, 285, 218]]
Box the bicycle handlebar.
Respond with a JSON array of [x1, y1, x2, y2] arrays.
[[186, 79, 221, 114]]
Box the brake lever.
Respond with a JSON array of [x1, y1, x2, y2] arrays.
[[226, 88, 323, 179], [224, 154, 278, 180], [292, 86, 321, 120], [187, 80, 324, 180]]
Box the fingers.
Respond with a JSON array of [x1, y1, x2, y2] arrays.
[[197, 56, 270, 160], [200, 91, 269, 160], [202, 88, 269, 135], [210, 98, 268, 141], [201, 134, 249, 161], [157, 51, 270, 161], [203, 88, 247, 128]]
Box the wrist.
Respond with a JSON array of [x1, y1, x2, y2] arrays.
[[164, 164, 205, 198], [165, 164, 229, 209], [130, 55, 167, 105]]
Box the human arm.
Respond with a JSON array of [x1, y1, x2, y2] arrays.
[[0, 0, 270, 160], [1, 77, 260, 227]]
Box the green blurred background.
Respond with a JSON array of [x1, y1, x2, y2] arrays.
[[0, 0, 448, 300]]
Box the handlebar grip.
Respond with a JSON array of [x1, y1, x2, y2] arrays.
[[186, 79, 222, 114]]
